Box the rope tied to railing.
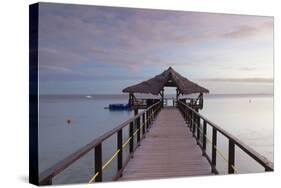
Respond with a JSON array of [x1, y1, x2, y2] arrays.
[[196, 123, 239, 173], [88, 105, 159, 183], [88, 130, 137, 183]]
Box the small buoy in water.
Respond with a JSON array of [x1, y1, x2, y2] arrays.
[[67, 118, 72, 125]]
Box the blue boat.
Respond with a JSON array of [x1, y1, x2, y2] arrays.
[[108, 103, 130, 110]]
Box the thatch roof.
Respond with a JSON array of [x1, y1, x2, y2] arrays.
[[123, 67, 209, 95]]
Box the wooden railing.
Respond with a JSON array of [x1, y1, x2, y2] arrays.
[[39, 101, 162, 185], [178, 100, 273, 174]]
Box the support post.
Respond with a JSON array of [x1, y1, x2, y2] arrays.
[[192, 113, 196, 136], [134, 109, 138, 116], [128, 93, 132, 107], [129, 121, 134, 155], [95, 143, 102, 182], [188, 111, 192, 127], [228, 140, 235, 174], [189, 111, 192, 131], [137, 117, 140, 145], [212, 128, 217, 173], [160, 89, 164, 107], [148, 109, 151, 126], [142, 113, 145, 137], [146, 111, 149, 131], [176, 88, 180, 106], [197, 116, 200, 143], [117, 129, 123, 176], [202, 120, 207, 153]]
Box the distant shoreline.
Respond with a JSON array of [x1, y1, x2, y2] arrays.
[[39, 93, 273, 100]]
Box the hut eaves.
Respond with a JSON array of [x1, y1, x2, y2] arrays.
[[122, 67, 209, 95]]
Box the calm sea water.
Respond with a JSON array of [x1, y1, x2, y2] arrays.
[[38, 94, 273, 184]]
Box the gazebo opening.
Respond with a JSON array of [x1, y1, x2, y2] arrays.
[[163, 87, 177, 107]]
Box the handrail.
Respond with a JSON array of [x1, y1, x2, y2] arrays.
[[196, 125, 239, 173], [88, 120, 148, 183], [39, 101, 162, 185], [177, 100, 274, 172]]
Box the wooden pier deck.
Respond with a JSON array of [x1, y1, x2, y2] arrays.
[[119, 107, 212, 181]]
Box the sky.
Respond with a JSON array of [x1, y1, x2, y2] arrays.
[[38, 3, 274, 95]]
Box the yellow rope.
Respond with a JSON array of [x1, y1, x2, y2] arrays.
[[194, 124, 238, 173], [89, 149, 120, 183], [133, 128, 139, 136], [231, 165, 239, 173], [88, 172, 99, 183], [214, 145, 228, 164], [122, 137, 131, 148], [88, 127, 143, 183], [89, 107, 160, 183], [102, 149, 120, 171]]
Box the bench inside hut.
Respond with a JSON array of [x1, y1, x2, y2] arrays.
[[123, 67, 209, 111]]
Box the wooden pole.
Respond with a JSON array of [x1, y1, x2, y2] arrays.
[[95, 143, 102, 182], [161, 89, 164, 107], [202, 120, 207, 153], [137, 116, 140, 146], [196, 116, 200, 143], [228, 140, 235, 174], [142, 113, 146, 137], [211, 128, 217, 173], [129, 121, 134, 155], [117, 129, 123, 175]]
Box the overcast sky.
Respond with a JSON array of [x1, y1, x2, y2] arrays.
[[38, 3, 273, 95]]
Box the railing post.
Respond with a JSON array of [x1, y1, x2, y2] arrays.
[[142, 113, 146, 137], [146, 111, 149, 131], [129, 121, 134, 155], [117, 129, 123, 176], [197, 116, 200, 143], [228, 140, 235, 174], [149, 109, 152, 127], [117, 129, 123, 177], [95, 143, 102, 182], [189, 110, 192, 130], [202, 120, 207, 154], [137, 116, 141, 145], [184, 108, 187, 123], [151, 108, 154, 121], [211, 128, 217, 174], [192, 113, 196, 136], [185, 110, 187, 127], [148, 109, 151, 127]]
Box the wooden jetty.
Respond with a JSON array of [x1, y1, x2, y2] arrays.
[[119, 107, 212, 181], [38, 67, 273, 185]]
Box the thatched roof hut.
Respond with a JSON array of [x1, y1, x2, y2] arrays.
[[123, 67, 209, 95]]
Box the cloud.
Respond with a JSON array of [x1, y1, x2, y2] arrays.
[[238, 67, 257, 71], [200, 78, 273, 83], [222, 25, 258, 38], [221, 21, 273, 39]]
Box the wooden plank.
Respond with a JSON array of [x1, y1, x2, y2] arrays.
[[119, 107, 212, 181]]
